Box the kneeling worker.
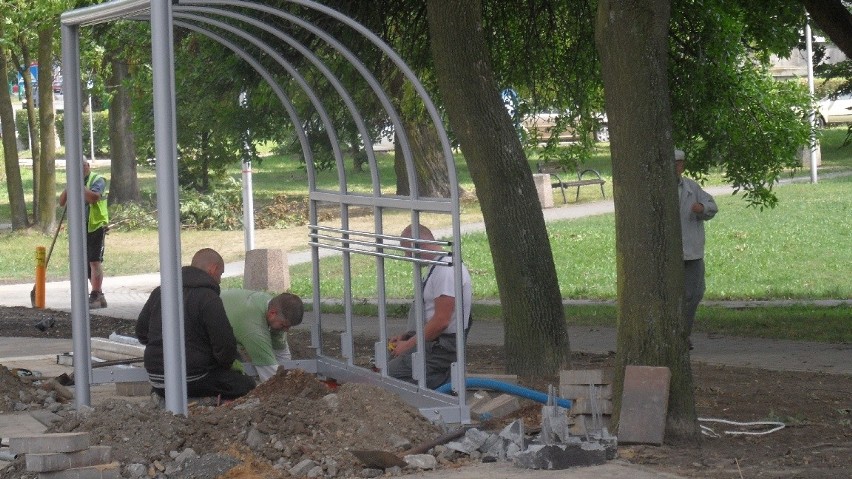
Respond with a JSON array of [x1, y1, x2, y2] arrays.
[[221, 289, 304, 382]]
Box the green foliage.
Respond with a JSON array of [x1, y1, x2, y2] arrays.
[[108, 202, 158, 230], [670, 0, 813, 208], [178, 178, 244, 230], [55, 110, 110, 157]]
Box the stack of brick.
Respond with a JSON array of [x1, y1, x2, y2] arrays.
[[559, 369, 614, 436], [9, 432, 119, 478]]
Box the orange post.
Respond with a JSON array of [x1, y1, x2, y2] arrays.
[[35, 246, 46, 309]]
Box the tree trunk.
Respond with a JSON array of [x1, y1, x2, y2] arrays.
[[37, 27, 57, 233], [0, 29, 29, 230], [802, 0, 852, 59], [595, 0, 699, 444], [18, 42, 41, 222], [107, 57, 140, 205], [393, 117, 451, 198], [427, 0, 570, 378]]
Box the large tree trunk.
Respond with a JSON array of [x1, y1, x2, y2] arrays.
[[37, 27, 57, 233], [0, 28, 29, 230], [427, 0, 570, 378], [596, 0, 699, 444], [802, 0, 852, 59], [107, 57, 140, 205], [393, 119, 451, 197], [17, 41, 41, 222]]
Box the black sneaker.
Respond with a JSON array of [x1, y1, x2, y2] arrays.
[[89, 291, 107, 309]]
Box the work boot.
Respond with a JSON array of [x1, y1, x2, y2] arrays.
[[88, 291, 107, 309]]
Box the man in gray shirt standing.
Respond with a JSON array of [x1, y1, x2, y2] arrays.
[[676, 149, 718, 348]]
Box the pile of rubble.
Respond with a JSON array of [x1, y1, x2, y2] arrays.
[[1, 361, 622, 478]]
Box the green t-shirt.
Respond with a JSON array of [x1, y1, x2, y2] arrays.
[[220, 289, 287, 367]]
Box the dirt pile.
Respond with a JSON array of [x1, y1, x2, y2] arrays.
[[0, 365, 69, 414], [1, 370, 446, 478]]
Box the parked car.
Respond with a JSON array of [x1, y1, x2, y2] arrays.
[[521, 109, 609, 143], [816, 92, 852, 127]]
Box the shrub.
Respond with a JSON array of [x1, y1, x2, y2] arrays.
[[255, 194, 310, 229], [108, 202, 158, 231], [179, 178, 244, 230]]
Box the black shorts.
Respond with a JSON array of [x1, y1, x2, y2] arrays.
[[87, 227, 106, 263]]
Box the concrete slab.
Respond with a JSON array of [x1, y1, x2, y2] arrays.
[[617, 366, 671, 446], [0, 412, 48, 439]]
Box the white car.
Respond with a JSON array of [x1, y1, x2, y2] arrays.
[[816, 93, 852, 127]]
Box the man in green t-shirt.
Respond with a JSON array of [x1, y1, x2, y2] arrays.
[[220, 289, 304, 382]]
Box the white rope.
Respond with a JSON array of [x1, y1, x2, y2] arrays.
[[698, 417, 785, 437]]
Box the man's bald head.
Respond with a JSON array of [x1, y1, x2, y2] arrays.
[[191, 248, 225, 283]]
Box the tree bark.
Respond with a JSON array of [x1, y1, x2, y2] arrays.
[[596, 0, 699, 444], [0, 26, 29, 230], [427, 0, 570, 378], [393, 118, 451, 198], [17, 41, 40, 222], [37, 27, 57, 233], [802, 0, 852, 59], [107, 56, 140, 205]]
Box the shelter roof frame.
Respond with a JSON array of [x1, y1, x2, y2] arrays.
[[61, 0, 469, 423]]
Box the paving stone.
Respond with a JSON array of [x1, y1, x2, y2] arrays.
[[473, 394, 520, 420], [36, 461, 120, 479], [559, 383, 613, 400], [617, 365, 671, 445], [9, 432, 90, 455], [466, 390, 492, 412], [559, 369, 613, 387], [26, 445, 111, 472], [114, 382, 150, 397], [569, 396, 613, 415]]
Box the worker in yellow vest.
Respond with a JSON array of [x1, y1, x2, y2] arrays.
[[60, 160, 109, 309]]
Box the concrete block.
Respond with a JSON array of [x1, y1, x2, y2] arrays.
[[28, 410, 63, 428], [513, 443, 607, 470], [569, 414, 611, 436], [26, 446, 112, 472], [114, 382, 150, 397], [36, 461, 120, 479], [559, 369, 613, 387], [569, 396, 613, 415], [467, 373, 519, 385], [473, 394, 520, 420], [533, 173, 554, 208], [617, 365, 671, 445], [244, 249, 290, 292], [56, 353, 74, 366], [466, 390, 493, 412], [559, 383, 613, 400], [9, 432, 90, 455], [90, 338, 144, 359]]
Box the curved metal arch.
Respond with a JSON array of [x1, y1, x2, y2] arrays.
[[172, 13, 347, 194], [179, 0, 421, 199], [61, 0, 469, 423]]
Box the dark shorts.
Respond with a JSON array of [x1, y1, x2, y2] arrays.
[[86, 227, 106, 263]]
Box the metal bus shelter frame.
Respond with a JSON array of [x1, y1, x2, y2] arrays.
[[60, 0, 469, 423]]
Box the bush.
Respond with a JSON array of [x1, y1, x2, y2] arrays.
[[255, 194, 310, 229], [108, 202, 158, 231], [179, 178, 244, 230], [56, 110, 110, 157]]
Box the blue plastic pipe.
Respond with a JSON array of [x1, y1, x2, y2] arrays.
[[436, 378, 572, 409]]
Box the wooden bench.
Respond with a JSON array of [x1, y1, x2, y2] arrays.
[[537, 162, 606, 203]]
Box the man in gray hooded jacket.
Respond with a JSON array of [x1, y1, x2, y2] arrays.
[[676, 149, 719, 345]]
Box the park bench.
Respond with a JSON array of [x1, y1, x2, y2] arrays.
[[536, 162, 606, 203]]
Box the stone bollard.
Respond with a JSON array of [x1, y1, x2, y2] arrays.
[[533, 173, 554, 208], [244, 249, 290, 292]]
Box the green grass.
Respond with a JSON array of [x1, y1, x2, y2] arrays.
[[285, 176, 852, 301]]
